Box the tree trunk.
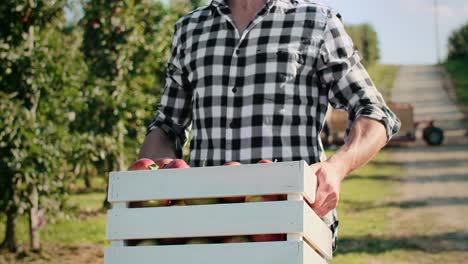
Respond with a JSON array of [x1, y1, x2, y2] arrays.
[[84, 164, 92, 189], [117, 121, 126, 171], [29, 186, 40, 251], [0, 207, 17, 252], [102, 157, 113, 209]]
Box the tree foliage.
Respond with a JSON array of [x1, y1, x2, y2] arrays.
[[0, 0, 86, 251], [77, 0, 189, 186], [346, 23, 380, 66], [448, 22, 468, 60]]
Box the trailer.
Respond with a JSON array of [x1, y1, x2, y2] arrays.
[[322, 102, 444, 147]]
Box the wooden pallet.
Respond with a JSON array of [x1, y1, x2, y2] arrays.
[[104, 161, 333, 264]]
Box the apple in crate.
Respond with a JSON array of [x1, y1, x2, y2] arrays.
[[137, 239, 160, 246], [184, 197, 220, 206], [128, 158, 171, 208], [160, 237, 186, 245], [251, 234, 286, 242], [155, 158, 174, 169], [128, 158, 158, 170], [127, 239, 159, 246], [245, 195, 282, 203], [186, 238, 212, 244], [222, 161, 245, 203], [165, 159, 190, 169], [223, 236, 250, 243], [172, 200, 186, 206]]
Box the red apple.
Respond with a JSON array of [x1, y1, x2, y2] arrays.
[[223, 236, 250, 243], [165, 159, 190, 169], [222, 161, 245, 203], [128, 158, 157, 170], [222, 196, 245, 203], [257, 159, 273, 164], [154, 158, 174, 169], [250, 234, 286, 242], [128, 158, 171, 208]]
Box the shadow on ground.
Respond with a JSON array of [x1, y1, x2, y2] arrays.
[[335, 232, 468, 255]]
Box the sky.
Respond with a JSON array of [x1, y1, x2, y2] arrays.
[[161, 0, 467, 64], [325, 0, 468, 64]]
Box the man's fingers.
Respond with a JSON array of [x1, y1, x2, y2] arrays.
[[309, 163, 322, 174], [314, 199, 337, 218], [311, 188, 338, 218]]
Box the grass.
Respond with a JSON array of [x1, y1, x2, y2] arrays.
[[367, 64, 400, 99], [0, 192, 108, 247], [444, 58, 468, 107], [330, 151, 404, 263], [1, 152, 401, 263]]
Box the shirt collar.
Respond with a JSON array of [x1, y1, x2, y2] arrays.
[[210, 0, 277, 8]]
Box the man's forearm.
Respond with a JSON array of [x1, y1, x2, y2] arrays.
[[326, 117, 388, 181], [138, 128, 177, 161]]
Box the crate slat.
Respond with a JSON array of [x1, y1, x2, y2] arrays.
[[108, 161, 315, 203], [104, 241, 326, 264], [303, 205, 333, 260], [106, 201, 332, 259]]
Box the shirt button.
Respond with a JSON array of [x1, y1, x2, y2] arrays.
[[232, 86, 237, 93]]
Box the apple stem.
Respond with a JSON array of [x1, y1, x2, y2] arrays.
[[148, 164, 159, 170]]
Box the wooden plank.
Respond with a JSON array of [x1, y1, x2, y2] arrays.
[[301, 163, 316, 204], [110, 202, 128, 247], [303, 204, 333, 260], [104, 241, 325, 264], [303, 241, 328, 264], [108, 161, 312, 202], [107, 201, 303, 241], [107, 201, 331, 259]]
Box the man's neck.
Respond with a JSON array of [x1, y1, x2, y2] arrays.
[[227, 0, 268, 34], [228, 0, 268, 12]]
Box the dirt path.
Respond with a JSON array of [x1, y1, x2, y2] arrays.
[[387, 65, 468, 263]]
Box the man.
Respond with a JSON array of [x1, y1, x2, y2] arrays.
[[139, 0, 401, 251]]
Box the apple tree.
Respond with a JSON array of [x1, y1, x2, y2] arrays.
[[77, 0, 189, 202], [0, 0, 86, 252]]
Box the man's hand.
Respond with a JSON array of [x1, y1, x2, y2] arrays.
[[310, 161, 345, 218], [309, 117, 388, 218]]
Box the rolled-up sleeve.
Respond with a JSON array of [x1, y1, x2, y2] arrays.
[[148, 23, 192, 158], [316, 10, 401, 142]]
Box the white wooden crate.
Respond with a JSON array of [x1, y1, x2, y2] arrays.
[[105, 161, 333, 264]]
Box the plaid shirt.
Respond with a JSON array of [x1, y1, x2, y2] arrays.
[[149, 0, 400, 167]]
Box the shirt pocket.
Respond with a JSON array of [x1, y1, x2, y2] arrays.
[[259, 44, 302, 82]]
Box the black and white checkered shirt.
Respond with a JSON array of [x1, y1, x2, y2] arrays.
[[149, 0, 400, 167]]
